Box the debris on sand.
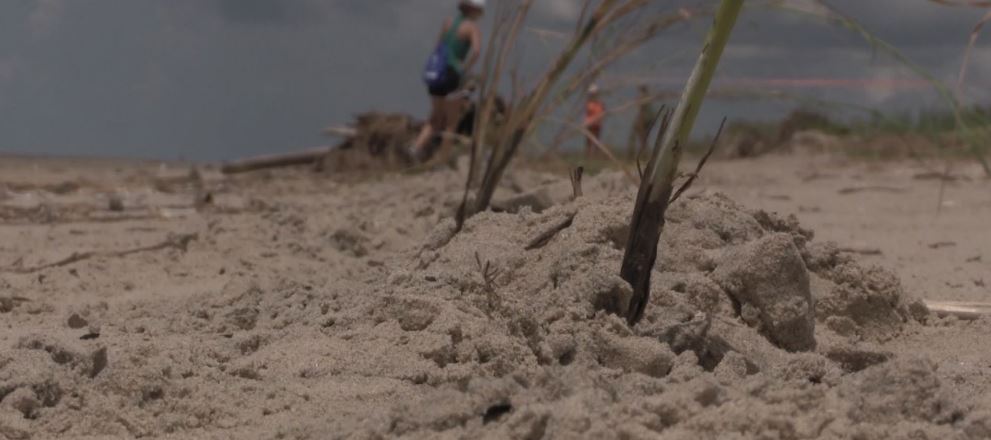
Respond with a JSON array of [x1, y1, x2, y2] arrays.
[[220, 112, 420, 175], [839, 245, 883, 256], [220, 147, 335, 175], [107, 194, 125, 212], [318, 112, 420, 174], [838, 185, 909, 195], [223, 103, 507, 176]]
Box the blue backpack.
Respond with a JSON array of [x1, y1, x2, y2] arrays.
[[423, 43, 451, 88], [423, 16, 463, 88]]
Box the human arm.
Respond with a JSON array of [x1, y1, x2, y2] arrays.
[[437, 18, 452, 45], [460, 24, 482, 75]]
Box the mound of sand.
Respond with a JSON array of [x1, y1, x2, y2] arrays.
[[1, 168, 988, 439], [352, 175, 958, 438]]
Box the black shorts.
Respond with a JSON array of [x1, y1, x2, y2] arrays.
[[428, 67, 461, 97]]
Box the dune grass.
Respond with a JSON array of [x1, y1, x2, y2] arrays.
[[621, 0, 743, 325], [455, 1, 700, 229]]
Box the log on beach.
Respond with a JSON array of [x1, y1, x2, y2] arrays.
[[220, 147, 333, 175]]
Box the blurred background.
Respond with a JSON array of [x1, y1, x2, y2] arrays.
[[0, 0, 986, 161]]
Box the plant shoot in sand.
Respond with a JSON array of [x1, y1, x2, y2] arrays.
[[620, 0, 743, 325]]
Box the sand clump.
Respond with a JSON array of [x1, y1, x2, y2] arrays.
[[0, 165, 988, 439], [711, 233, 815, 352]]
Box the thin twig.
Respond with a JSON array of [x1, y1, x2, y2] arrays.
[[670, 117, 726, 204], [323, 126, 358, 137], [838, 246, 883, 256], [541, 116, 639, 186], [955, 10, 991, 99], [2, 233, 198, 274], [837, 186, 908, 195], [474, 251, 501, 290], [525, 212, 577, 250]]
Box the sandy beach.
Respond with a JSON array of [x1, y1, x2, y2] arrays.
[[1, 151, 990, 439]]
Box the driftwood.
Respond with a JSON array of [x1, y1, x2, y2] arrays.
[[525, 212, 577, 250], [2, 233, 197, 274], [221, 147, 333, 175], [230, 107, 502, 176], [837, 186, 908, 195], [838, 246, 883, 256], [323, 126, 358, 138], [925, 300, 991, 320]]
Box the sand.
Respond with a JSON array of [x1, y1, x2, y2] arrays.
[[1, 152, 990, 439]]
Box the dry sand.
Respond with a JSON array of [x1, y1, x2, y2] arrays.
[[1, 152, 989, 439]]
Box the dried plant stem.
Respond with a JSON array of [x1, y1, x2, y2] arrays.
[[525, 213, 577, 250], [2, 233, 197, 274], [458, 1, 627, 230], [570, 167, 584, 200], [669, 118, 726, 204], [956, 10, 991, 98], [541, 116, 640, 186], [620, 0, 742, 326]]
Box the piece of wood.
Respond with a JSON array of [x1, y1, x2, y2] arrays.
[[570, 167, 584, 200], [925, 300, 991, 320], [220, 147, 333, 174], [838, 246, 883, 256], [525, 213, 577, 250], [323, 126, 358, 137], [837, 186, 908, 195]]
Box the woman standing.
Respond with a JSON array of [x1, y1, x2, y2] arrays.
[[410, 0, 484, 161]]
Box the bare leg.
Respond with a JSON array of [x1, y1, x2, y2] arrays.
[[432, 96, 465, 164], [411, 96, 447, 159], [585, 129, 599, 160], [443, 97, 465, 141]]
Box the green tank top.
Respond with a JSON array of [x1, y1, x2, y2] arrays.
[[444, 15, 471, 73]]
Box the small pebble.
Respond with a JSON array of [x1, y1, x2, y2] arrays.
[[108, 195, 125, 212], [68, 313, 88, 329]]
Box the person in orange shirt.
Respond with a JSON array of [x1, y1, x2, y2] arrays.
[[584, 84, 606, 159]]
